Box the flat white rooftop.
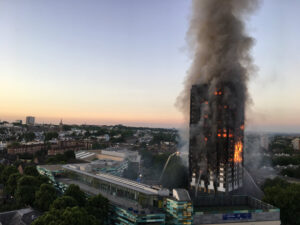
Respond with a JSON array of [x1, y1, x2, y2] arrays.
[[75, 151, 95, 159]]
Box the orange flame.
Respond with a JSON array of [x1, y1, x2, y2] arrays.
[[234, 141, 243, 163]]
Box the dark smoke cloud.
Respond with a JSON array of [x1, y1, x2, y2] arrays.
[[177, 0, 259, 116]]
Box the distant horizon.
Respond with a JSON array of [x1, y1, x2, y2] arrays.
[[2, 115, 300, 134]]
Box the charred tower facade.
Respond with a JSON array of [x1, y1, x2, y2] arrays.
[[189, 84, 244, 194]]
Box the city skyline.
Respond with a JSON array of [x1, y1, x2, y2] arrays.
[[1, 0, 300, 132]]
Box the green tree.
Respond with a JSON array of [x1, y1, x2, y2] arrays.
[[262, 177, 288, 190], [44, 132, 58, 141], [46, 154, 67, 164], [85, 131, 91, 137], [24, 165, 39, 177], [61, 207, 97, 225], [4, 173, 22, 196], [36, 174, 50, 185], [281, 167, 300, 179], [15, 175, 40, 205], [35, 184, 58, 211], [86, 194, 109, 223], [150, 132, 177, 144], [63, 150, 75, 160], [63, 125, 72, 131], [50, 196, 78, 210], [32, 207, 98, 225], [263, 178, 300, 225], [24, 132, 36, 142], [272, 155, 300, 166], [64, 184, 86, 207], [1, 166, 18, 183]]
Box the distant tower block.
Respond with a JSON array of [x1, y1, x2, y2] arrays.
[[26, 116, 35, 125], [189, 84, 244, 194], [59, 119, 63, 131]]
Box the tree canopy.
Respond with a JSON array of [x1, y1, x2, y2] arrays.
[[24, 165, 39, 177], [0, 164, 109, 224], [44, 132, 58, 141], [32, 207, 98, 225], [23, 132, 36, 142], [35, 184, 58, 211], [50, 196, 78, 210], [263, 178, 300, 225], [15, 175, 40, 205], [34, 188, 109, 225], [0, 166, 18, 183], [86, 195, 109, 223], [4, 173, 21, 196], [64, 184, 86, 207]]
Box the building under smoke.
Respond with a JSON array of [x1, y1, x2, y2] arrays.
[[176, 0, 258, 196], [189, 84, 244, 194]]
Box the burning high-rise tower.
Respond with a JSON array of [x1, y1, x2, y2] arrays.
[[176, 0, 258, 194], [189, 84, 244, 194]]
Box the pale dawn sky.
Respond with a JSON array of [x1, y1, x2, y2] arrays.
[[0, 0, 300, 132]]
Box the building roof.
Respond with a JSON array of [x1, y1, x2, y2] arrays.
[[75, 151, 95, 159], [63, 164, 160, 195], [101, 150, 126, 158], [0, 208, 41, 225], [172, 189, 191, 201]]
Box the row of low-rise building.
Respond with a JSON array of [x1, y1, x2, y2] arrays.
[[7, 140, 90, 155]]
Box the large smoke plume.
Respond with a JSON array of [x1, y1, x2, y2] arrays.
[[176, 1, 260, 194], [177, 0, 259, 150], [177, 0, 258, 116]]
